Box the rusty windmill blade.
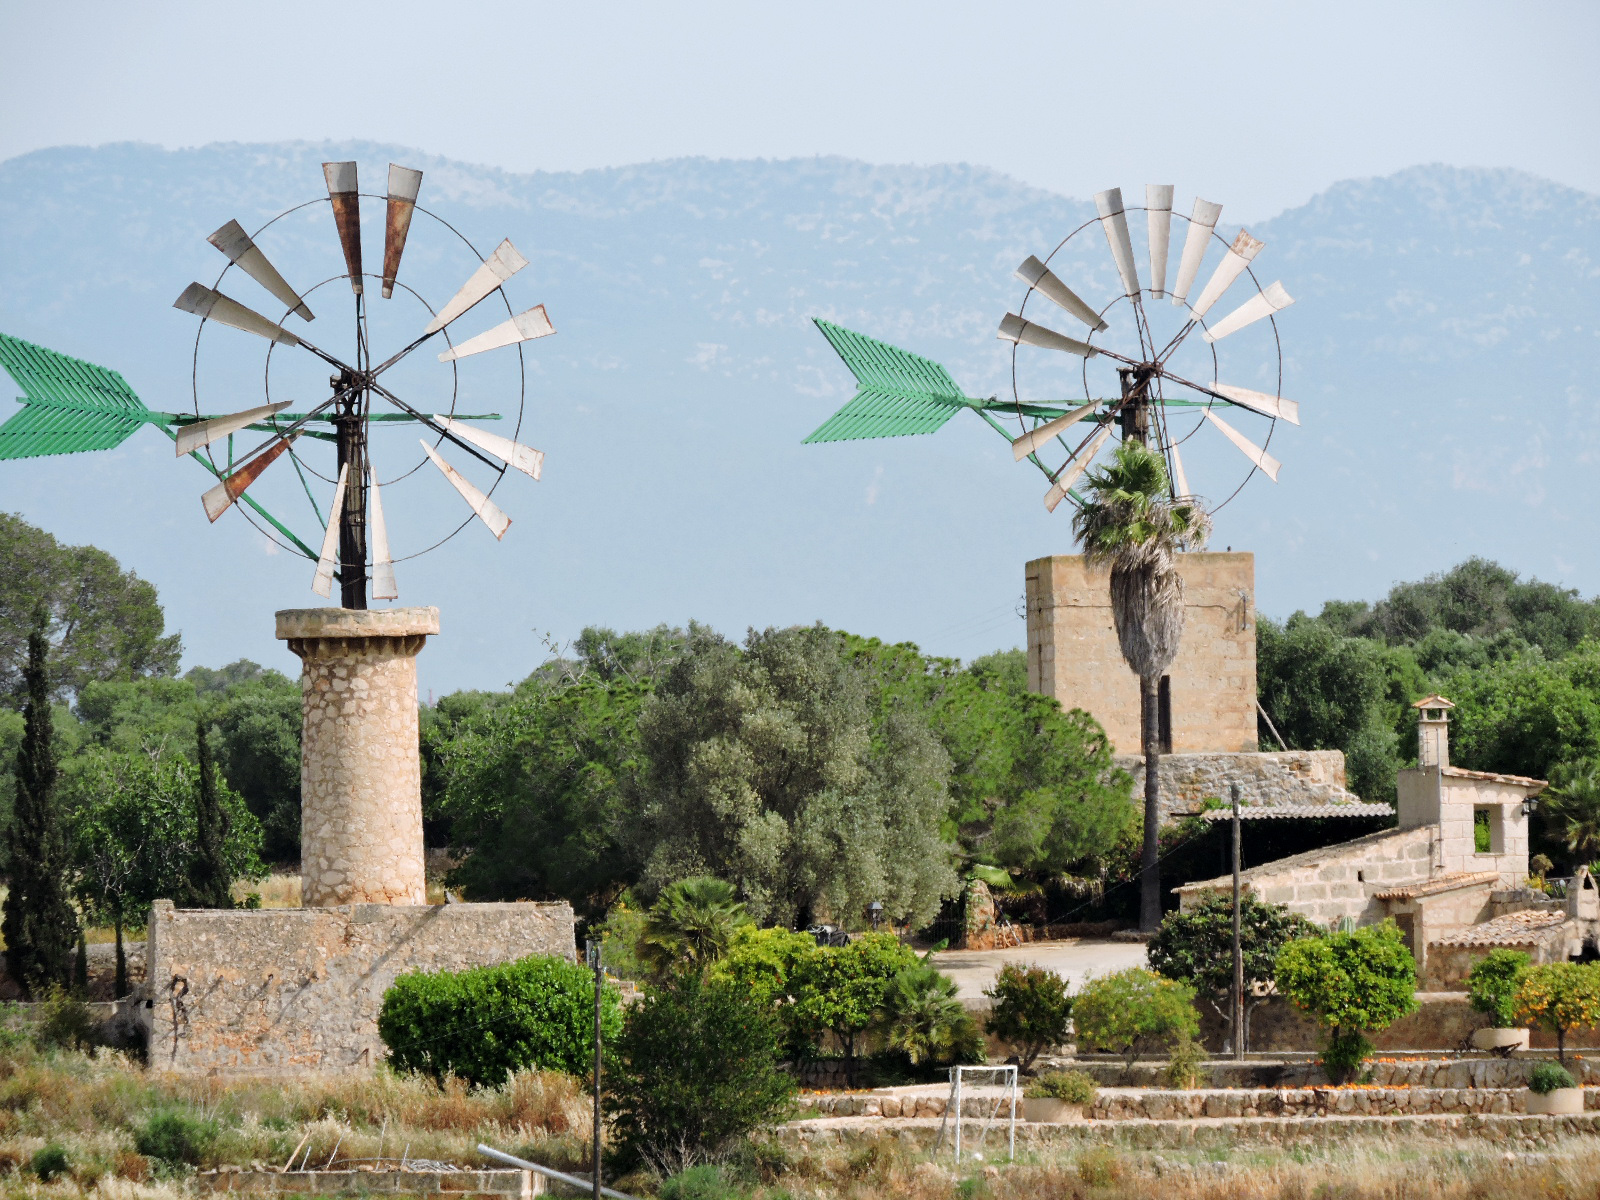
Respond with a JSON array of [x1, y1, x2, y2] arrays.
[[200, 432, 300, 522], [175, 401, 292, 457], [1146, 185, 1174, 298], [420, 440, 511, 538], [1044, 423, 1113, 512], [382, 165, 423, 300], [311, 462, 350, 596], [323, 161, 363, 294], [1190, 229, 1264, 320], [431, 415, 543, 480], [1014, 258, 1107, 332], [368, 467, 398, 600], [1171, 198, 1222, 306], [437, 305, 555, 362], [424, 240, 529, 335], [1094, 188, 1141, 299], [174, 284, 303, 346], [207, 221, 314, 320]]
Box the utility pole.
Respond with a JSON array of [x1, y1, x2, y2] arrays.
[[1231, 782, 1245, 1061], [586, 938, 602, 1200]]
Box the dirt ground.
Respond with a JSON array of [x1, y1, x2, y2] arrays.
[[930, 939, 1149, 1002]]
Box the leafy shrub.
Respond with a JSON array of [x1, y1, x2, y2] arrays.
[[1274, 922, 1418, 1084], [1024, 1069, 1097, 1104], [791, 933, 919, 1076], [33, 987, 100, 1051], [1071, 968, 1199, 1070], [659, 1164, 748, 1200], [1514, 961, 1600, 1062], [135, 1109, 220, 1168], [881, 961, 965, 1066], [30, 1144, 68, 1181], [639, 877, 752, 977], [943, 1011, 988, 1067], [379, 954, 622, 1086], [1529, 1061, 1577, 1094], [983, 962, 1071, 1072], [1467, 949, 1531, 1027], [1165, 1030, 1208, 1089], [710, 925, 820, 1056], [604, 972, 795, 1175]]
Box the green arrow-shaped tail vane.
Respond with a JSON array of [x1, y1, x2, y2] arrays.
[[0, 332, 155, 460], [803, 319, 979, 442]]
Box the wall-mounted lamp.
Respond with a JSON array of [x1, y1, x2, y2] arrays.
[[1523, 793, 1541, 818]]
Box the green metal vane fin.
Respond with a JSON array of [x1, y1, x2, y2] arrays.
[[804, 320, 976, 443], [0, 332, 155, 460]]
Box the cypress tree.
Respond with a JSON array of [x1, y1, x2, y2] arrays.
[[2, 612, 79, 998], [187, 718, 234, 909]]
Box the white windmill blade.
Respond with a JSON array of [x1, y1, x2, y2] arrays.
[[311, 463, 350, 597], [423, 239, 530, 335], [1044, 423, 1113, 513], [369, 468, 398, 600], [431, 415, 543, 480], [323, 161, 363, 295], [1210, 383, 1300, 425], [1012, 401, 1099, 461], [174, 283, 302, 347], [420, 440, 512, 539], [997, 313, 1099, 359], [1146, 185, 1174, 298], [1169, 438, 1193, 499], [1171, 198, 1223, 306], [382, 164, 424, 300], [175, 401, 292, 457], [1202, 282, 1295, 342], [437, 305, 556, 362], [1014, 257, 1107, 332], [1094, 188, 1141, 298], [207, 221, 314, 321], [1203, 408, 1281, 482], [1190, 229, 1265, 319]]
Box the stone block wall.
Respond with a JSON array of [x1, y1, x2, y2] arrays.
[[1177, 825, 1435, 925], [1026, 552, 1257, 754], [1116, 749, 1359, 822], [145, 900, 575, 1074]]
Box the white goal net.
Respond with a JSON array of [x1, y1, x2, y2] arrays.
[[933, 1064, 1017, 1163]]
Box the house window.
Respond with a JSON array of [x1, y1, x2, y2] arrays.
[[1473, 806, 1504, 855]]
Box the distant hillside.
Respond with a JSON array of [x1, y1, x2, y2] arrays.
[[0, 143, 1595, 691]]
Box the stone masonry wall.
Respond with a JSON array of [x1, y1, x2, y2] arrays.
[[144, 900, 575, 1074], [1176, 825, 1435, 925], [1116, 749, 1359, 822], [1026, 552, 1257, 754]]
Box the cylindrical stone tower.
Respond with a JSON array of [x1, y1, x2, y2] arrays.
[[276, 607, 439, 906]]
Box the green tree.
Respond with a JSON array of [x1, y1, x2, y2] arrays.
[[2, 614, 79, 997], [881, 960, 966, 1066], [630, 625, 958, 928], [0, 513, 182, 703], [1466, 948, 1531, 1028], [1513, 961, 1600, 1062], [185, 720, 233, 909], [709, 924, 820, 1056], [1148, 894, 1319, 1051], [983, 962, 1072, 1072], [1073, 441, 1211, 930], [1071, 967, 1200, 1071], [604, 972, 795, 1175], [208, 667, 302, 863], [639, 876, 752, 977], [792, 932, 920, 1079], [1274, 922, 1418, 1082], [1541, 759, 1600, 864], [1443, 646, 1600, 782]]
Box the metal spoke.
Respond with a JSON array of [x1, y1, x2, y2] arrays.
[[366, 379, 500, 471]]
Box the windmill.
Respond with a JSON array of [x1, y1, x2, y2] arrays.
[[805, 185, 1295, 513], [0, 161, 552, 610]]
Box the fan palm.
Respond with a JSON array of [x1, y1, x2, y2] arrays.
[[881, 961, 965, 1065], [639, 875, 753, 976], [1543, 761, 1600, 864], [1072, 440, 1211, 930]]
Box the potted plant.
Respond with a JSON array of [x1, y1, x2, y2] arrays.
[[1467, 949, 1531, 1053], [1526, 1061, 1583, 1115], [1022, 1069, 1096, 1122]]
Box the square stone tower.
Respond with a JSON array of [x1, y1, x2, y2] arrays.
[[1025, 551, 1257, 754]]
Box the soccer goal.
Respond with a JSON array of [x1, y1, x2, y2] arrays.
[[933, 1064, 1017, 1163]]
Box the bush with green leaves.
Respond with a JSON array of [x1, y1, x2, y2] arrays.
[[1165, 1030, 1208, 1089], [983, 962, 1072, 1073], [710, 924, 820, 1056], [791, 932, 920, 1077], [1024, 1069, 1097, 1104], [658, 1164, 747, 1200], [604, 972, 795, 1176], [880, 961, 966, 1066], [135, 1109, 221, 1169], [1467, 948, 1531, 1028], [1514, 961, 1600, 1061], [1529, 1061, 1578, 1094], [1071, 968, 1199, 1071], [379, 954, 622, 1087], [1274, 922, 1418, 1083], [30, 1144, 69, 1181]]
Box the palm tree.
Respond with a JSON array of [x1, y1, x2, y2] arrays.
[[639, 875, 753, 976], [1543, 761, 1600, 865], [882, 961, 965, 1065], [1073, 440, 1211, 931]]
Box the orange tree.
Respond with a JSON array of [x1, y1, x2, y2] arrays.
[[1513, 961, 1600, 1062], [1274, 922, 1417, 1083]]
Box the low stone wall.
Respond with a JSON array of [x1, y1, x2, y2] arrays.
[[200, 1169, 541, 1197], [1116, 750, 1358, 821], [1038, 1055, 1600, 1089], [0, 940, 147, 1002], [1093, 1086, 1597, 1121], [146, 899, 575, 1074]]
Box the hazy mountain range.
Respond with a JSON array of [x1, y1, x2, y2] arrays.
[[0, 142, 1595, 694]]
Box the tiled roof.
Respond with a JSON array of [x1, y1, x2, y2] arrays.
[[1441, 765, 1547, 790], [1431, 909, 1570, 948], [1199, 802, 1395, 822], [1373, 871, 1499, 900]]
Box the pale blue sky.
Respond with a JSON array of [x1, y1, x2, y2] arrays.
[[3, 0, 1596, 216]]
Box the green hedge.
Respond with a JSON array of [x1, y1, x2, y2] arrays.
[[379, 954, 622, 1087]]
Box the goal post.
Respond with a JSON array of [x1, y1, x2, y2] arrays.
[[934, 1064, 1017, 1163]]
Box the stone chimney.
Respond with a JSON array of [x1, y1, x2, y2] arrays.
[[1413, 694, 1456, 769]]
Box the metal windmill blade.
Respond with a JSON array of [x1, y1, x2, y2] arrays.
[[1094, 189, 1141, 298], [369, 467, 398, 600], [1170, 198, 1222, 306], [420, 440, 511, 538], [1012, 401, 1098, 461], [1146, 185, 1174, 298], [1190, 230, 1264, 319], [432, 415, 543, 479], [207, 221, 315, 320], [382, 165, 423, 300], [1014, 257, 1107, 332], [1202, 282, 1294, 342], [425, 240, 529, 334], [175, 401, 292, 456], [311, 463, 351, 597], [174, 284, 303, 346], [1045, 424, 1113, 512], [997, 313, 1099, 359], [324, 161, 363, 294], [202, 433, 300, 522], [438, 305, 555, 362]]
